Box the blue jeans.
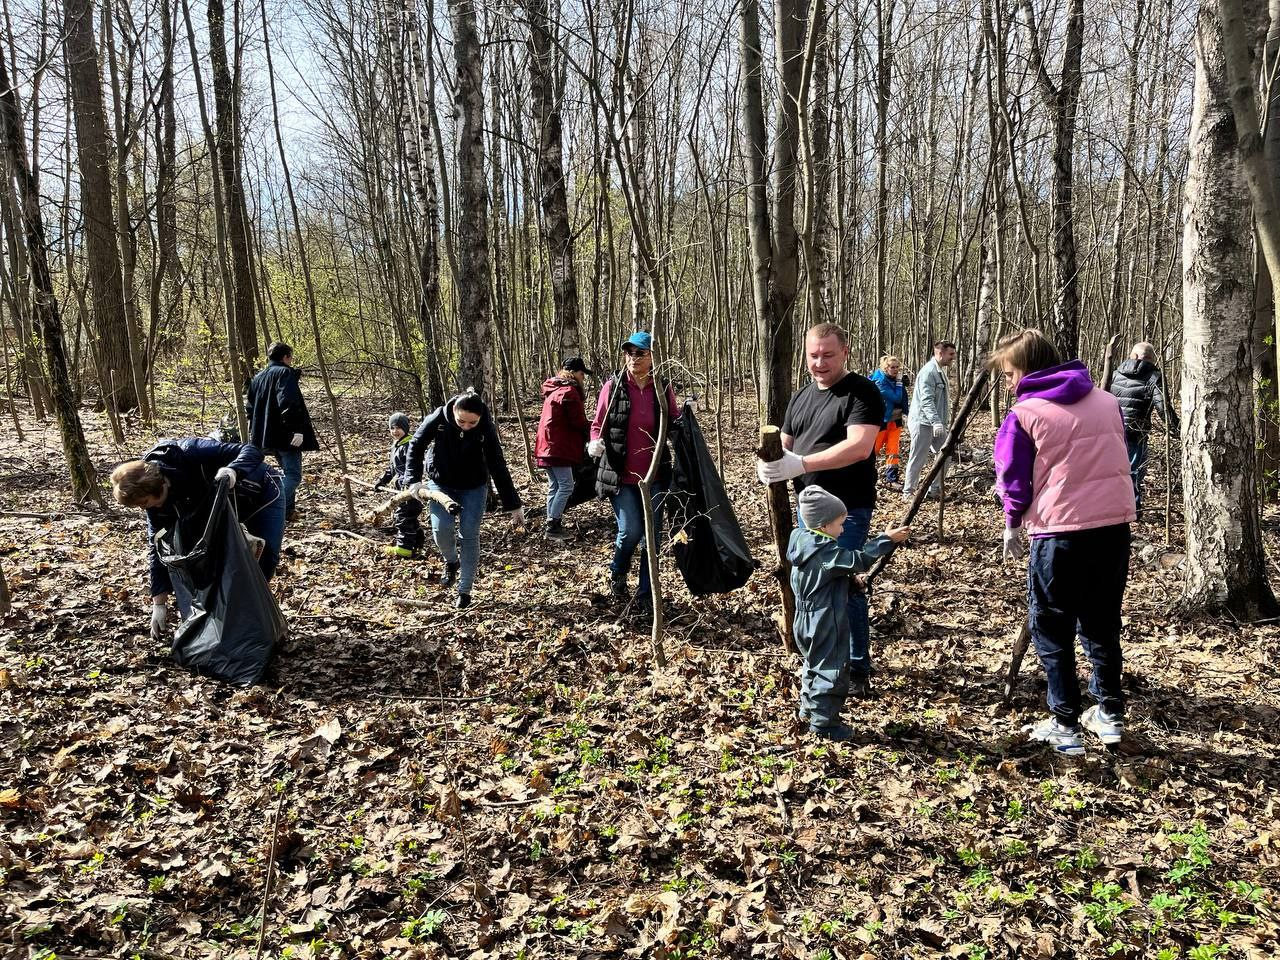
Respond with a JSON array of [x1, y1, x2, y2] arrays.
[[544, 465, 573, 521], [1027, 524, 1130, 726], [608, 483, 667, 598], [272, 449, 303, 515], [243, 476, 287, 582], [427, 481, 488, 595], [1125, 430, 1149, 509]]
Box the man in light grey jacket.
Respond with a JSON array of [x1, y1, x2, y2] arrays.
[[903, 341, 956, 499]]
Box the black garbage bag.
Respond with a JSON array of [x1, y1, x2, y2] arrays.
[[567, 457, 599, 509], [155, 479, 286, 686], [667, 402, 756, 595]]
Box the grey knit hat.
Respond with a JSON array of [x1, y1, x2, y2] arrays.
[[389, 412, 411, 433], [798, 485, 847, 530]]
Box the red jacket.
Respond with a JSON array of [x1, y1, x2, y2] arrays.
[[535, 377, 589, 467]]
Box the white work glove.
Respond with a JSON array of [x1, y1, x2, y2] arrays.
[[290, 433, 304, 448], [214, 466, 237, 488], [509, 506, 525, 526], [756, 448, 806, 485], [1002, 525, 1027, 561], [587, 438, 605, 459], [931, 423, 948, 444], [407, 481, 423, 495], [150, 602, 168, 641]]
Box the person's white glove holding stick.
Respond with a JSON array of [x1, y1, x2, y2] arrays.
[[214, 467, 237, 488], [587, 438, 605, 459], [756, 448, 806, 485]]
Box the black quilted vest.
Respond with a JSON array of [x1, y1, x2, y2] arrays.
[[1109, 359, 1160, 433], [595, 373, 672, 497]]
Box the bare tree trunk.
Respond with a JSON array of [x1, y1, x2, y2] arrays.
[[180, 0, 247, 438], [259, 0, 355, 525], [523, 0, 580, 355], [447, 0, 493, 395], [64, 0, 136, 412], [402, 0, 446, 407], [873, 0, 895, 359], [102, 0, 150, 421], [771, 0, 804, 380], [0, 53, 100, 503], [1252, 0, 1280, 497], [1180, 0, 1278, 619], [1019, 0, 1084, 358], [739, 0, 787, 426], [207, 0, 257, 381]]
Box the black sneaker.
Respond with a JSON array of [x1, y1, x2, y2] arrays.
[[810, 723, 855, 742], [849, 674, 874, 699], [609, 577, 628, 602], [441, 562, 459, 588], [545, 518, 569, 541], [454, 592, 471, 610]]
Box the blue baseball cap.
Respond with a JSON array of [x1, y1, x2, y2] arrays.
[[621, 331, 653, 352]]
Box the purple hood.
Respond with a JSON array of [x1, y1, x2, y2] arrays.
[[1015, 360, 1094, 405]]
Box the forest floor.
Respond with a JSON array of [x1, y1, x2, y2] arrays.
[[2, 378, 1279, 960]]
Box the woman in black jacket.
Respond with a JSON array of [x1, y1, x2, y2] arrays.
[[403, 392, 524, 608]]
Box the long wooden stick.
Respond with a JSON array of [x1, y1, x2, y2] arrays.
[[756, 426, 798, 654], [361, 486, 461, 526], [866, 368, 993, 583]]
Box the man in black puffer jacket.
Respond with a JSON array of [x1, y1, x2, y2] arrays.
[[1109, 342, 1179, 515], [245, 342, 319, 522]]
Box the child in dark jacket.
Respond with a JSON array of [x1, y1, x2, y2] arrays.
[[788, 486, 910, 741], [375, 412, 423, 558]]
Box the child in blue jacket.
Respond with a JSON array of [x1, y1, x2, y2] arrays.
[[788, 486, 910, 741]]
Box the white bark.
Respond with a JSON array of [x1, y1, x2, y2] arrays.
[[1180, 1, 1277, 618]]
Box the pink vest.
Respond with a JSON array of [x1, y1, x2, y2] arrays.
[[1011, 388, 1136, 535]]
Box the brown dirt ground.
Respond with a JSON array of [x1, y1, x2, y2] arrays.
[[2, 378, 1278, 960]]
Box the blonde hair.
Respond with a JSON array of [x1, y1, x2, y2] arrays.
[[879, 355, 902, 373], [110, 460, 166, 507], [987, 328, 1062, 376], [806, 323, 848, 347]]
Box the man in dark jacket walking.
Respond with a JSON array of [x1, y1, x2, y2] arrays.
[[245, 342, 319, 521], [1109, 342, 1179, 515]]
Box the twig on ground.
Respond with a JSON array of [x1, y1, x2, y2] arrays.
[[254, 779, 290, 960]]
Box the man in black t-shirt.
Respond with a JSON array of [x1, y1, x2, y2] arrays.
[[757, 323, 884, 694]]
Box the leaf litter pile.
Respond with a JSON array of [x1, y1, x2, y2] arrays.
[[2, 389, 1279, 960]]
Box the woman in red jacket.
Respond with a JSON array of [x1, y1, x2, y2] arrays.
[[535, 357, 592, 539]]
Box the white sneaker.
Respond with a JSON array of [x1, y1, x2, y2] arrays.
[[1022, 716, 1085, 756], [1081, 705, 1124, 746]]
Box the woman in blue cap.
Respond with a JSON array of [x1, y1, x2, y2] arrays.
[[588, 331, 680, 607]]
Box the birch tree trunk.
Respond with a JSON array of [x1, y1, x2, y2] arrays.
[[1180, 0, 1278, 619], [64, 0, 136, 412], [447, 0, 493, 395]]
